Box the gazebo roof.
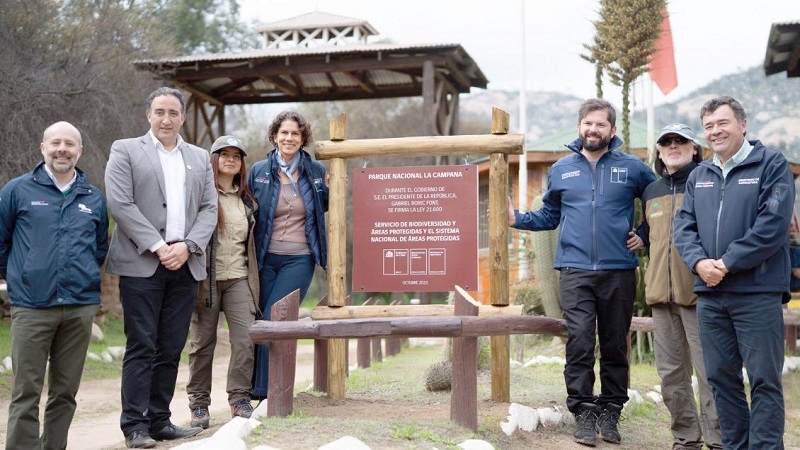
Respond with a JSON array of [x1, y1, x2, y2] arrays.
[[133, 42, 488, 105], [764, 21, 800, 78], [255, 11, 378, 35]]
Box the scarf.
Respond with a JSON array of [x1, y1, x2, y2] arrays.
[[275, 150, 300, 195]]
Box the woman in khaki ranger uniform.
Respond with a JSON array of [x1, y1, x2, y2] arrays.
[[186, 135, 260, 429], [635, 123, 721, 450]]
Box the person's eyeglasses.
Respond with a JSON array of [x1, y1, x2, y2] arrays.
[[658, 136, 689, 146]]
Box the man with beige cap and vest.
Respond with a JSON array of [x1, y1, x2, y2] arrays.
[[186, 135, 260, 429], [635, 123, 721, 449]]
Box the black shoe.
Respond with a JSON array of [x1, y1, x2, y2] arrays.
[[596, 403, 623, 444], [231, 398, 253, 418], [573, 402, 599, 446], [150, 423, 203, 441], [125, 430, 156, 449], [191, 406, 210, 429]]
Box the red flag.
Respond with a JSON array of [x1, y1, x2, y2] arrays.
[[649, 7, 678, 95]]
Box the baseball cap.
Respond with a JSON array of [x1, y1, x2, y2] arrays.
[[210, 135, 247, 156], [657, 123, 699, 146]]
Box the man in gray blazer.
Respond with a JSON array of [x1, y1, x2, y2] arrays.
[[105, 87, 217, 449]]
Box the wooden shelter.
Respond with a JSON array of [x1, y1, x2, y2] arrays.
[[764, 21, 800, 78], [133, 11, 488, 147]]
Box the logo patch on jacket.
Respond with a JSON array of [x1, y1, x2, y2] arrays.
[[738, 178, 759, 185], [31, 200, 49, 206], [610, 167, 628, 183], [696, 181, 714, 188], [562, 170, 580, 180], [78, 203, 93, 214], [253, 176, 270, 184]]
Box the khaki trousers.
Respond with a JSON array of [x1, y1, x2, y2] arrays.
[[187, 278, 256, 408], [652, 303, 722, 450]]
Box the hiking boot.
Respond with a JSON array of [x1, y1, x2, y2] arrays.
[[596, 403, 623, 444], [190, 406, 210, 429], [231, 397, 253, 418], [573, 402, 599, 446]]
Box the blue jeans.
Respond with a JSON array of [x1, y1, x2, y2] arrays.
[[697, 292, 785, 450], [252, 253, 315, 399]]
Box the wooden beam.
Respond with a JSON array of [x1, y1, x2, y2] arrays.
[[169, 54, 451, 82], [311, 304, 523, 320], [250, 315, 656, 342], [315, 133, 524, 160]]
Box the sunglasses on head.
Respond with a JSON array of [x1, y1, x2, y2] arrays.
[[658, 136, 689, 146]]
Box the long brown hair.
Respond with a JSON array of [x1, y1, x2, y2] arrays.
[[210, 150, 255, 234]]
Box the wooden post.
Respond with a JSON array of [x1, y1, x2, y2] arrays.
[[489, 107, 511, 402], [267, 290, 300, 417], [327, 112, 348, 401], [313, 295, 329, 392], [371, 336, 383, 363], [451, 286, 480, 431], [356, 298, 375, 368], [386, 299, 402, 356]]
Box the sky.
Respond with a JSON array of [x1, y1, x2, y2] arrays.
[[239, 0, 800, 110]]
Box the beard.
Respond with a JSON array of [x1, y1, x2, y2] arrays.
[[579, 132, 611, 152]]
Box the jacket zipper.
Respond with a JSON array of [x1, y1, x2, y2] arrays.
[[667, 176, 675, 303]]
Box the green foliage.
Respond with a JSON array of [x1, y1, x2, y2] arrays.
[[583, 0, 666, 150], [145, 0, 259, 55]]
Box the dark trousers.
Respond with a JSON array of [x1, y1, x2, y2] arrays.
[[6, 304, 98, 450], [559, 268, 636, 413], [252, 253, 314, 399], [119, 265, 198, 435], [698, 292, 785, 450]]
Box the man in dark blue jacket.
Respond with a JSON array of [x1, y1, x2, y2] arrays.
[[674, 96, 793, 450], [0, 121, 109, 450], [508, 98, 656, 446]]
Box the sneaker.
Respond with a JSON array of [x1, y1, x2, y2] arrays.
[[573, 402, 599, 446], [596, 403, 623, 444], [231, 398, 253, 418], [190, 407, 210, 429]]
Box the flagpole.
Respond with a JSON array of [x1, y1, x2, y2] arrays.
[[517, 0, 528, 281], [646, 74, 655, 165]]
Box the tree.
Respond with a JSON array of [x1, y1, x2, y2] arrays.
[[583, 0, 665, 150], [145, 0, 259, 55], [0, 0, 259, 189]]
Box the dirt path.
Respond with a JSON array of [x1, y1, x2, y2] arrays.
[[0, 329, 325, 449]]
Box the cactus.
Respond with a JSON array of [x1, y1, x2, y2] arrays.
[[424, 360, 452, 391], [530, 195, 563, 318]]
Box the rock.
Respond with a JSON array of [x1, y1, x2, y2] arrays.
[[645, 391, 663, 404], [90, 322, 104, 342], [86, 352, 101, 361], [2, 356, 11, 371], [318, 436, 372, 450], [508, 403, 539, 432], [457, 439, 495, 450], [106, 346, 125, 359], [536, 407, 563, 428]]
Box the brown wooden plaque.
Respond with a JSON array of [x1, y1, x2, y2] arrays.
[[352, 165, 478, 292]]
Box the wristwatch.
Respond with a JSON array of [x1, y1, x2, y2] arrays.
[[184, 239, 201, 255]]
